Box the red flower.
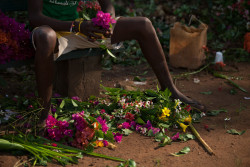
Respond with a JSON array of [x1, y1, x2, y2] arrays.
[[51, 143, 57, 147], [184, 105, 191, 112], [125, 112, 135, 121]]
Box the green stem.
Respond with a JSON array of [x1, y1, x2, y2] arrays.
[[188, 123, 214, 155], [173, 63, 211, 79], [213, 72, 247, 93]]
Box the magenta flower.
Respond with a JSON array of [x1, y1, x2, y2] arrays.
[[46, 115, 57, 128], [122, 122, 131, 129], [92, 11, 116, 30], [71, 96, 81, 102], [97, 116, 109, 133], [103, 140, 109, 147], [171, 132, 180, 141], [100, 109, 106, 114], [113, 132, 123, 143]]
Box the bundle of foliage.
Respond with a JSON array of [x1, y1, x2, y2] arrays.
[[0, 86, 199, 152], [0, 11, 34, 64]]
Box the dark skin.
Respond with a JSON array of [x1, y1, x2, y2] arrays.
[[28, 0, 205, 126]]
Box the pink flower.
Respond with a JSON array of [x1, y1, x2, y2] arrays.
[[71, 96, 81, 102], [171, 132, 179, 141], [92, 11, 116, 30], [51, 143, 57, 147], [113, 132, 122, 143], [46, 115, 57, 128], [100, 109, 106, 114], [97, 116, 109, 133], [103, 140, 109, 147], [122, 122, 131, 129]]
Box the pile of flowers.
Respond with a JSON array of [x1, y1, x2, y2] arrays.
[[0, 87, 202, 152], [41, 87, 200, 150], [0, 11, 34, 64]]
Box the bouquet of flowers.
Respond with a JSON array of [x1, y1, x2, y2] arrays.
[[77, 0, 117, 57]]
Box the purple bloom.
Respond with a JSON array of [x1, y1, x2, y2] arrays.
[[145, 120, 152, 130], [151, 127, 160, 134], [130, 121, 136, 128], [171, 132, 180, 141]]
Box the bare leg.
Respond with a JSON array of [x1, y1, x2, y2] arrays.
[[111, 17, 205, 111], [33, 26, 57, 125]]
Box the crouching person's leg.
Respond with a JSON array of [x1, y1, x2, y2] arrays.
[[32, 26, 58, 128], [111, 17, 205, 112]]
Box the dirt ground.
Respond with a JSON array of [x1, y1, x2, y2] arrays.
[[0, 61, 250, 167]]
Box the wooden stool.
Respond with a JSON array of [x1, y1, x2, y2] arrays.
[[54, 49, 103, 101]]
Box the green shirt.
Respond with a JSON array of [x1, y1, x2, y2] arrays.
[[43, 0, 80, 21]]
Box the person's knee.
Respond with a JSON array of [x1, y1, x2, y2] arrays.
[[33, 26, 57, 50], [136, 17, 155, 40]]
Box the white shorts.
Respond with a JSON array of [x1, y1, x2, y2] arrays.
[[31, 18, 122, 60]]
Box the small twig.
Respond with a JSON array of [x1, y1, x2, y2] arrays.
[[188, 123, 214, 155]]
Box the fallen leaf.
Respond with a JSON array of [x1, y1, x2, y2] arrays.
[[170, 146, 190, 156], [200, 91, 212, 95], [207, 109, 227, 116], [227, 129, 246, 135]]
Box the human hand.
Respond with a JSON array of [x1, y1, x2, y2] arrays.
[[79, 20, 111, 42]]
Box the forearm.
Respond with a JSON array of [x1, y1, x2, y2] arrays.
[[29, 14, 72, 31], [28, 0, 72, 31]]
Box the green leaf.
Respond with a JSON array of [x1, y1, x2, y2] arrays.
[[147, 129, 155, 137], [133, 76, 146, 82], [104, 131, 114, 143], [200, 91, 212, 95], [0, 139, 25, 151], [59, 99, 65, 109], [158, 136, 171, 147], [170, 146, 190, 156], [207, 109, 227, 116], [135, 117, 145, 125], [122, 129, 133, 136], [227, 129, 246, 135], [128, 159, 137, 167], [95, 130, 104, 138], [106, 49, 116, 59], [71, 99, 78, 107], [179, 133, 195, 142]]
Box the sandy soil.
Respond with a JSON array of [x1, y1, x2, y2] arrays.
[[0, 62, 250, 167]]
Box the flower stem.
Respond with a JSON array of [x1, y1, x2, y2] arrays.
[[188, 123, 214, 155]]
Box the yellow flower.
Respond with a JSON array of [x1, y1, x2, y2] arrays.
[[179, 123, 189, 132], [184, 115, 192, 123], [159, 114, 169, 121], [162, 107, 170, 117], [95, 140, 104, 147]]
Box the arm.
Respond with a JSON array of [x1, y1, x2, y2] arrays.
[[98, 0, 115, 18], [28, 0, 72, 31]]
